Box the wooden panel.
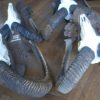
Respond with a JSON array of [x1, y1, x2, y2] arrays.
[[87, 1, 100, 12]]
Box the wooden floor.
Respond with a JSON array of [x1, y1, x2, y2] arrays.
[[0, 0, 100, 100]]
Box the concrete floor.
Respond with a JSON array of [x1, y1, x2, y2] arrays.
[[0, 0, 100, 100]]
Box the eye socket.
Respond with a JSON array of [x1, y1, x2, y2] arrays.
[[97, 43, 100, 57]]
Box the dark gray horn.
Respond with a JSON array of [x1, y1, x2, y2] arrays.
[[56, 46, 94, 94], [2, 23, 52, 98], [0, 61, 52, 98], [0, 37, 52, 98]]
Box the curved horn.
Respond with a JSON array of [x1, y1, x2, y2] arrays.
[[42, 8, 67, 40], [11, 22, 43, 43], [0, 61, 52, 98], [0, 29, 52, 97], [56, 46, 94, 94], [6, 43, 52, 98]]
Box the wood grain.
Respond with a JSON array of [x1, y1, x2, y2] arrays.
[[0, 0, 100, 100]]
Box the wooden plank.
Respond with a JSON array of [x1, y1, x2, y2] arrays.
[[87, 1, 100, 12], [88, 1, 100, 7]]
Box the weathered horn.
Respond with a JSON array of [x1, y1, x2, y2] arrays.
[[56, 46, 94, 94], [0, 29, 52, 97], [0, 61, 52, 98], [11, 22, 43, 43]]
